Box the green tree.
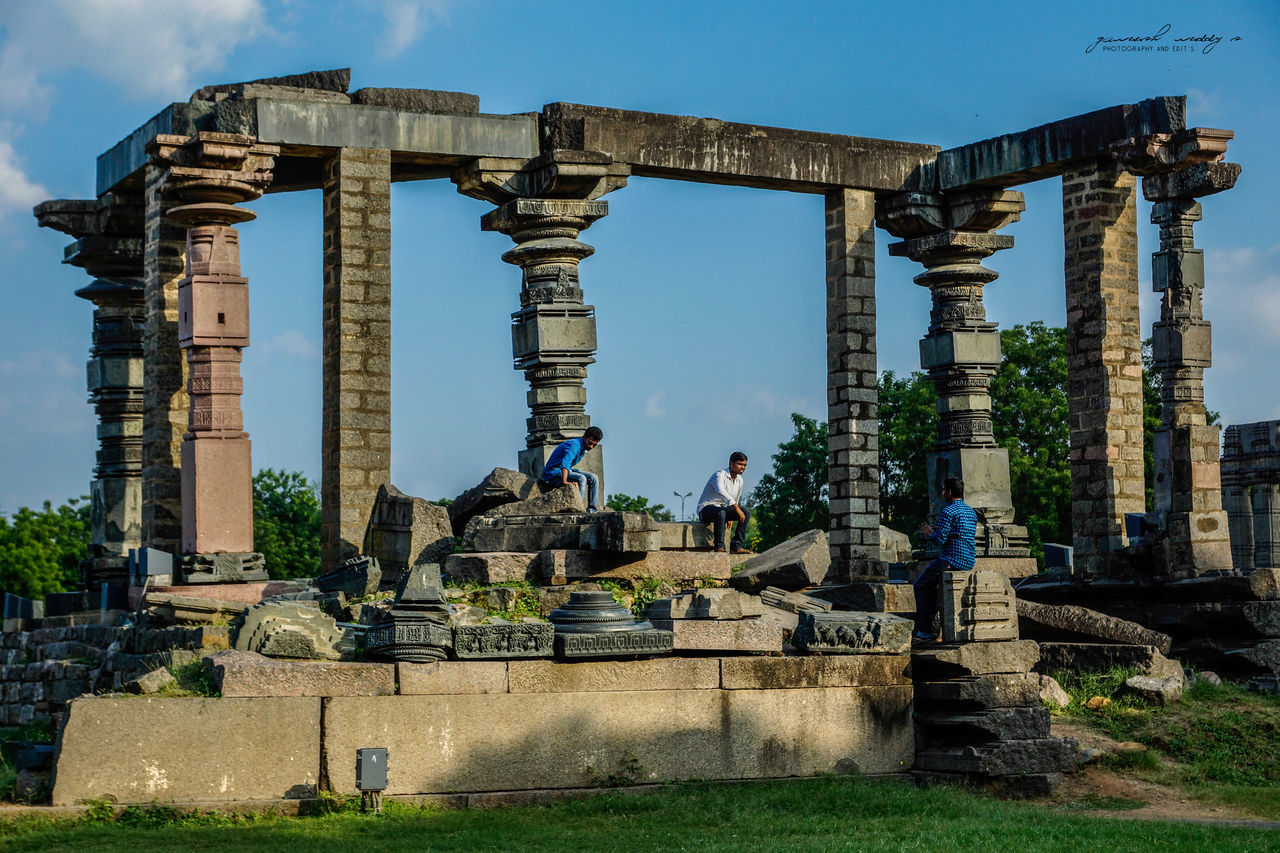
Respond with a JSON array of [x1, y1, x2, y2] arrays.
[[990, 322, 1071, 558], [0, 497, 90, 599], [605, 493, 675, 521], [749, 413, 829, 550], [253, 469, 321, 580], [877, 369, 937, 529]]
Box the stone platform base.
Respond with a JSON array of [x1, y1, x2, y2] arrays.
[[52, 655, 912, 805]]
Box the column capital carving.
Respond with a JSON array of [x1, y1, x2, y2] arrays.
[[148, 132, 278, 224], [34, 193, 144, 283], [1142, 162, 1241, 202], [1111, 127, 1232, 176], [877, 188, 1024, 241], [452, 149, 629, 204]]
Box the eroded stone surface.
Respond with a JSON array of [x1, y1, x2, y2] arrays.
[[206, 649, 394, 697], [941, 570, 1018, 643], [648, 618, 782, 653], [363, 484, 454, 578], [791, 611, 911, 654], [729, 529, 831, 593], [1016, 598, 1171, 654], [232, 601, 345, 661], [452, 623, 553, 659], [911, 640, 1040, 678]]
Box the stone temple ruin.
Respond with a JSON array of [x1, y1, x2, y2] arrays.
[[3, 68, 1276, 807]]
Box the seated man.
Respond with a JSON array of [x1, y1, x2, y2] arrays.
[[912, 476, 977, 642], [696, 451, 752, 554], [540, 426, 603, 512]]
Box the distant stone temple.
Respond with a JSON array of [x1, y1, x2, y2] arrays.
[[34, 69, 1241, 584]]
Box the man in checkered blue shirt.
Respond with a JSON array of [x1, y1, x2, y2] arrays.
[[912, 477, 977, 641]]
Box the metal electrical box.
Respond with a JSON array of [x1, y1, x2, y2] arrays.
[[355, 748, 388, 791]]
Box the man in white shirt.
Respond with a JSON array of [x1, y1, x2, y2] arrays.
[[696, 451, 752, 554]]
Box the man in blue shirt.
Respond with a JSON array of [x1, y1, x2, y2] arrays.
[[912, 477, 978, 642], [540, 426, 603, 512]]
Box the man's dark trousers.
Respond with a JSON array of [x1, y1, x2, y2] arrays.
[[913, 557, 967, 635], [699, 505, 750, 551]]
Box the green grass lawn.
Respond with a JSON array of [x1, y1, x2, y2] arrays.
[[1, 776, 1276, 853]]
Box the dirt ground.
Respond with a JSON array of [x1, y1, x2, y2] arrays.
[[1046, 719, 1280, 828]]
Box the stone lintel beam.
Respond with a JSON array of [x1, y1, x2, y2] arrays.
[[936, 96, 1186, 190], [98, 100, 538, 196], [541, 102, 939, 193]]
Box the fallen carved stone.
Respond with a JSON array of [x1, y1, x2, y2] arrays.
[[729, 529, 831, 593], [791, 611, 912, 655]]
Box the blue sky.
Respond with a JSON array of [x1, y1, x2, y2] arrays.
[[1, 0, 1277, 519]]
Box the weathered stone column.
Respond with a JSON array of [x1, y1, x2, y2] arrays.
[[150, 132, 278, 581], [1061, 159, 1145, 575], [321, 148, 392, 571], [1221, 425, 1254, 571], [1138, 152, 1239, 575], [454, 151, 628, 485], [141, 163, 189, 552], [880, 190, 1031, 566], [824, 188, 879, 579], [34, 195, 146, 588], [1252, 483, 1280, 570]]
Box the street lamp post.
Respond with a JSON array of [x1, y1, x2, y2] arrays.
[[673, 490, 693, 522]]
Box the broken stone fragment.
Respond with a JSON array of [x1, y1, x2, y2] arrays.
[[232, 601, 346, 661], [482, 483, 584, 518], [729, 529, 831, 593], [1119, 674, 1183, 705], [1015, 598, 1171, 654], [315, 555, 382, 598], [448, 467, 540, 534], [791, 611, 912, 654], [123, 667, 176, 695], [363, 484, 455, 580]]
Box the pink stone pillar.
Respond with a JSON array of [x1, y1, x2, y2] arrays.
[[149, 133, 278, 569]]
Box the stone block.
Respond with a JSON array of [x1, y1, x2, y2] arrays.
[[916, 707, 1051, 743], [397, 661, 508, 695], [1036, 643, 1181, 680], [914, 737, 1077, 776], [444, 552, 539, 584], [448, 466, 537, 532], [879, 525, 913, 562], [123, 668, 176, 695], [912, 673, 1042, 710], [911, 640, 1040, 679], [507, 658, 720, 693], [314, 556, 382, 598], [452, 623, 554, 659], [463, 513, 661, 555], [363, 484, 455, 577], [483, 484, 584, 518], [719, 655, 911, 690], [232, 601, 345, 661], [810, 582, 915, 614], [1251, 568, 1280, 600], [1224, 640, 1280, 675], [206, 650, 394, 697], [567, 550, 735, 583], [1015, 599, 1172, 654], [791, 611, 912, 655], [52, 696, 320, 805], [555, 629, 673, 659], [653, 589, 763, 620], [321, 685, 913, 795], [1119, 675, 1183, 705], [729, 529, 831, 593], [649, 618, 784, 653], [350, 87, 480, 114], [657, 522, 715, 550]]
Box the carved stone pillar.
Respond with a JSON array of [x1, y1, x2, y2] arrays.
[[454, 151, 628, 485], [149, 132, 278, 582], [34, 194, 146, 588], [880, 190, 1031, 566], [1221, 425, 1254, 571]]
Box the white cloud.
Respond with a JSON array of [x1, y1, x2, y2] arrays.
[[0, 140, 49, 217], [379, 0, 451, 58], [258, 329, 319, 360], [644, 390, 666, 418], [0, 0, 269, 111]]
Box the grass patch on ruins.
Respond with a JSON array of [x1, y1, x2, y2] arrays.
[[2, 776, 1279, 852], [1052, 667, 1280, 817]]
